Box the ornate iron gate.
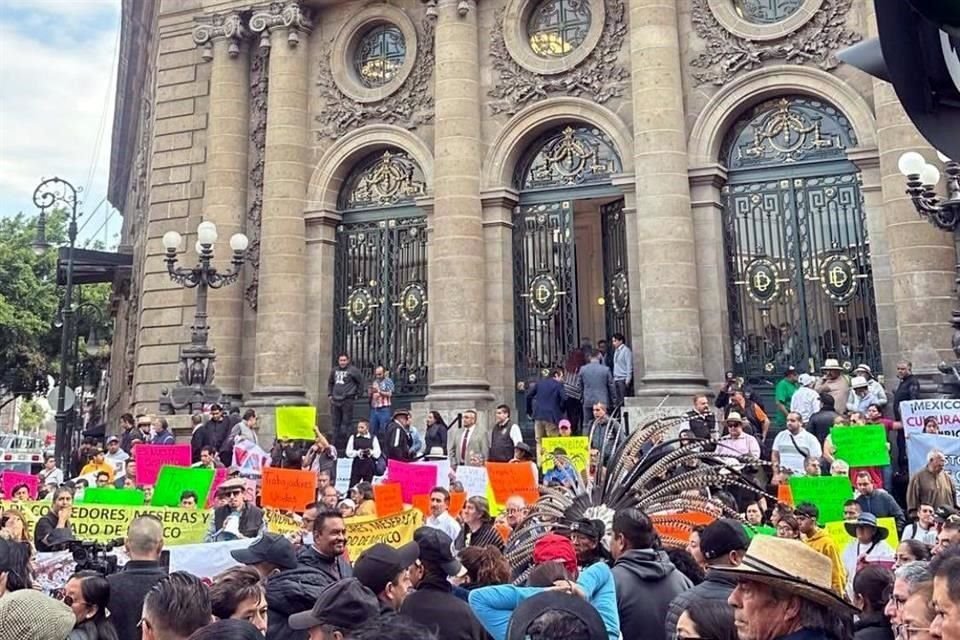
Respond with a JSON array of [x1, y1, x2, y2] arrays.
[[332, 215, 428, 400], [601, 199, 630, 342]]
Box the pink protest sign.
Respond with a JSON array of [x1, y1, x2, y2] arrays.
[[206, 467, 228, 508], [134, 444, 191, 486], [387, 459, 438, 503], [2, 471, 39, 500]]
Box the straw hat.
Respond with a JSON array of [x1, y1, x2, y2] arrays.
[[821, 359, 843, 371], [854, 364, 872, 377], [712, 535, 857, 614], [851, 376, 868, 389]]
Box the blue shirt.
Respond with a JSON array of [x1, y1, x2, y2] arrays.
[[543, 464, 579, 487]]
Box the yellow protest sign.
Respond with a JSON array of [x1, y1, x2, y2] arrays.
[[344, 509, 423, 560], [824, 517, 900, 553], [264, 508, 301, 536], [276, 406, 317, 441], [540, 436, 589, 473], [12, 501, 212, 546]]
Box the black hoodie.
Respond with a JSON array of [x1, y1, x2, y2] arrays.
[[265, 565, 342, 640], [612, 548, 693, 640]]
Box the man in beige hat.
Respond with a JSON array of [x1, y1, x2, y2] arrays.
[[816, 359, 850, 413], [719, 535, 856, 640], [852, 364, 887, 408]]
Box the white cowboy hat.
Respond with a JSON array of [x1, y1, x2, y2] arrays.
[[821, 359, 843, 371], [851, 376, 869, 389]]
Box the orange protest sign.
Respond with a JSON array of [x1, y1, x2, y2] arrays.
[[449, 491, 467, 517], [777, 483, 794, 506], [485, 462, 539, 505], [374, 482, 404, 517], [412, 494, 431, 518], [260, 467, 317, 512]]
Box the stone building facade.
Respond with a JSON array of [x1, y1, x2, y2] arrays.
[[106, 0, 956, 434]]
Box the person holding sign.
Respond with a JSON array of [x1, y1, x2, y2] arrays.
[[204, 478, 265, 542], [771, 412, 822, 479]]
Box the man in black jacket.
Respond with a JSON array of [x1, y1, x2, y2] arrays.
[[893, 360, 922, 477], [664, 518, 749, 637], [191, 403, 233, 463], [205, 478, 265, 542], [384, 410, 415, 462], [328, 353, 364, 446], [107, 515, 168, 640], [611, 508, 692, 640]]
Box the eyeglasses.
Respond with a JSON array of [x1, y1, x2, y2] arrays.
[[56, 593, 89, 608], [895, 624, 929, 639], [224, 490, 243, 497]]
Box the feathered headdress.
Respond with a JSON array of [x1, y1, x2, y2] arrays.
[[504, 413, 773, 583]]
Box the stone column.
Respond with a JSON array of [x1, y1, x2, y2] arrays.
[[248, 2, 312, 405], [481, 188, 519, 408], [427, 0, 493, 402], [628, 0, 707, 395], [192, 12, 249, 401]]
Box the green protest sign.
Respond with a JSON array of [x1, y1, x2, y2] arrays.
[[151, 466, 215, 508], [830, 425, 890, 467], [788, 475, 853, 523], [81, 488, 145, 506]]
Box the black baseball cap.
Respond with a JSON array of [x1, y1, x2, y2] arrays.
[[507, 591, 607, 640], [935, 506, 958, 522], [353, 542, 420, 595], [413, 526, 465, 577], [230, 533, 298, 571], [699, 518, 751, 561], [288, 578, 379, 631], [566, 518, 602, 542]]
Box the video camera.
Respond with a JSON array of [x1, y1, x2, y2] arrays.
[[67, 538, 125, 576]]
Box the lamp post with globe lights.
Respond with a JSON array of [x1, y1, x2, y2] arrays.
[[158, 221, 248, 412], [898, 150, 960, 396]]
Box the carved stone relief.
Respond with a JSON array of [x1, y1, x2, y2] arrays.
[[245, 47, 269, 310], [487, 0, 628, 116], [690, 0, 861, 85], [314, 16, 435, 139]]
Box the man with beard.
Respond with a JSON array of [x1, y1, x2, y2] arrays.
[[353, 542, 419, 612]]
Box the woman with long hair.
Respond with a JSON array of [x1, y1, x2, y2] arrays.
[[0, 537, 33, 595], [453, 545, 511, 601], [0, 509, 32, 545], [64, 570, 119, 640], [455, 497, 504, 551], [852, 565, 894, 640], [676, 601, 738, 640], [894, 539, 931, 568], [353, 482, 376, 517], [424, 410, 448, 455]]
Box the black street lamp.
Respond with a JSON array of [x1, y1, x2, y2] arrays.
[[158, 222, 248, 413], [32, 177, 81, 470], [898, 150, 960, 397]]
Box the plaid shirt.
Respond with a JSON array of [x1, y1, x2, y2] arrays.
[[370, 376, 395, 408]]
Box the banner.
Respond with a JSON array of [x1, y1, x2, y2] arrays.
[[152, 466, 215, 508], [264, 508, 301, 537], [135, 444, 192, 486], [540, 436, 589, 474], [788, 475, 853, 523], [261, 467, 316, 512], [387, 460, 439, 503], [906, 433, 960, 504], [14, 501, 212, 545], [82, 488, 145, 506], [275, 406, 317, 441], [900, 399, 960, 437], [344, 509, 423, 560], [1, 471, 39, 500], [831, 425, 890, 467], [233, 440, 270, 478]]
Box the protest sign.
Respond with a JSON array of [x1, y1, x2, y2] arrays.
[[540, 436, 589, 474], [261, 467, 316, 512], [830, 425, 890, 467], [900, 398, 960, 437], [486, 462, 538, 505], [275, 406, 317, 441], [233, 440, 270, 477], [345, 509, 423, 560], [82, 488, 145, 506], [335, 458, 353, 494], [412, 494, 431, 518], [907, 433, 960, 504], [263, 508, 301, 537], [1, 471, 38, 500], [455, 465, 489, 498], [152, 466, 216, 508], [825, 517, 900, 553], [449, 491, 467, 517], [14, 501, 212, 545], [414, 459, 450, 490], [168, 538, 251, 578], [374, 482, 404, 517], [135, 444, 191, 486], [387, 460, 438, 503], [788, 475, 853, 523], [206, 468, 228, 508]]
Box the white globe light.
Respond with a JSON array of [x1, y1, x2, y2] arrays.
[[196, 221, 218, 245], [937, 150, 952, 163], [898, 152, 927, 176], [195, 241, 205, 255], [230, 233, 249, 252], [920, 164, 941, 187], [162, 230, 182, 251]]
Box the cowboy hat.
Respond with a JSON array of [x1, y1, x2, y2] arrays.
[[843, 513, 889, 541], [853, 364, 872, 376], [851, 376, 869, 389], [821, 359, 843, 371], [725, 412, 745, 424], [712, 535, 857, 614]]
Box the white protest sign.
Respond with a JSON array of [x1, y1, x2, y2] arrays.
[[335, 458, 353, 494], [900, 399, 960, 437], [454, 465, 489, 498]]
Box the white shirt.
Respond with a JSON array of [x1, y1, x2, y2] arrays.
[[39, 467, 63, 486], [902, 522, 939, 545], [790, 386, 821, 423], [841, 539, 895, 599], [426, 511, 461, 542], [497, 422, 523, 447], [772, 428, 822, 475]]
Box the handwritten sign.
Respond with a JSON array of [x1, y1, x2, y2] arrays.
[[455, 466, 489, 498], [275, 406, 317, 441], [135, 444, 191, 486], [83, 488, 145, 506], [540, 436, 589, 473], [1, 471, 39, 500], [449, 491, 466, 517], [486, 462, 538, 505], [374, 482, 404, 517], [387, 460, 438, 503], [152, 466, 216, 508], [788, 475, 853, 523], [831, 425, 890, 467], [260, 467, 317, 512]]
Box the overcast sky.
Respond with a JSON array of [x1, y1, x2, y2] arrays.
[[0, 0, 122, 248]]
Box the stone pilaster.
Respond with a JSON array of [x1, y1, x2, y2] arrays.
[[248, 2, 312, 407], [481, 188, 519, 408], [628, 0, 707, 395], [427, 0, 493, 402], [192, 12, 249, 401]]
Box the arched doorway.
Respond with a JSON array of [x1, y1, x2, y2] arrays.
[[332, 148, 429, 413], [513, 124, 630, 407], [721, 96, 881, 382]]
